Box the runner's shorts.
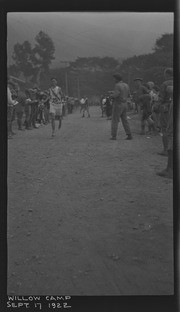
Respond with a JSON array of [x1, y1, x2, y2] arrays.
[[49, 102, 63, 116]]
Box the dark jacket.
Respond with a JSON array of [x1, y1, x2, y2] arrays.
[[139, 94, 152, 113], [134, 85, 149, 105], [16, 91, 26, 113]]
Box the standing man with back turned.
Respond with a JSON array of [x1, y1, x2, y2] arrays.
[[110, 73, 132, 140]]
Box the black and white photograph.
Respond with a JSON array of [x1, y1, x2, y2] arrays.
[[7, 12, 174, 297]]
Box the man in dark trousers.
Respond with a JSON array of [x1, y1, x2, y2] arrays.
[[157, 87, 173, 179], [157, 68, 173, 156], [138, 83, 158, 135], [7, 79, 16, 138], [14, 83, 26, 130], [106, 96, 112, 120], [29, 87, 40, 129], [24, 89, 32, 130], [133, 78, 149, 134], [110, 73, 132, 140]]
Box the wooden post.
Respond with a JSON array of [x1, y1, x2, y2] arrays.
[[77, 77, 80, 99]]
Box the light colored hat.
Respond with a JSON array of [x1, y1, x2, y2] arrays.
[[134, 77, 143, 82], [147, 81, 155, 88]]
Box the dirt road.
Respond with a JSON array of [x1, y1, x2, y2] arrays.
[[8, 106, 173, 295]]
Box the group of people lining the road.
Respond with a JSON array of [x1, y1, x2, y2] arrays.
[[7, 67, 173, 179], [100, 78, 161, 135], [104, 68, 173, 179], [7, 77, 79, 138]]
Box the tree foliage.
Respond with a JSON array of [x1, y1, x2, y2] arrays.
[[12, 41, 35, 78], [8, 32, 173, 95], [9, 31, 55, 84], [119, 33, 173, 89], [69, 56, 119, 71], [153, 33, 173, 53], [33, 31, 55, 72]]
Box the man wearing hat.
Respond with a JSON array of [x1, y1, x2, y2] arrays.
[[157, 68, 173, 156], [109, 73, 132, 140]]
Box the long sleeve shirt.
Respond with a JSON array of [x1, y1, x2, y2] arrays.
[[7, 87, 14, 106], [158, 78, 173, 105], [16, 91, 26, 113], [166, 100, 173, 138], [111, 81, 130, 104], [139, 94, 152, 113], [134, 85, 149, 105]]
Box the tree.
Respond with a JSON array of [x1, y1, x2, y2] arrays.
[[9, 31, 55, 85], [31, 31, 55, 85], [153, 33, 173, 53], [118, 33, 173, 88], [8, 64, 21, 77], [12, 41, 35, 82], [32, 31, 55, 77], [69, 56, 119, 72]]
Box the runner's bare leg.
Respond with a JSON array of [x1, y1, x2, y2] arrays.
[[51, 114, 55, 136]]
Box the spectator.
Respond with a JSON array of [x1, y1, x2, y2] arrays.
[[133, 78, 148, 113], [139, 83, 157, 135], [14, 84, 26, 131], [37, 92, 45, 125], [110, 73, 132, 140], [43, 91, 50, 124], [7, 79, 16, 139], [29, 87, 40, 129], [24, 89, 32, 130], [105, 96, 112, 120], [157, 68, 173, 156], [157, 88, 173, 179]]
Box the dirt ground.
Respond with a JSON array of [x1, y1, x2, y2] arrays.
[[7, 106, 173, 296]]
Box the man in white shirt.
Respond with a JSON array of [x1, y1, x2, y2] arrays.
[[101, 97, 107, 117], [80, 96, 90, 118], [7, 79, 16, 139]]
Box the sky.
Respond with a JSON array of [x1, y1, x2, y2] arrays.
[[7, 12, 174, 68]]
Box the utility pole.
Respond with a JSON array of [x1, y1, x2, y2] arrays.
[[77, 77, 80, 99], [60, 61, 69, 96], [128, 66, 131, 87], [36, 67, 42, 86], [65, 71, 68, 95]]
